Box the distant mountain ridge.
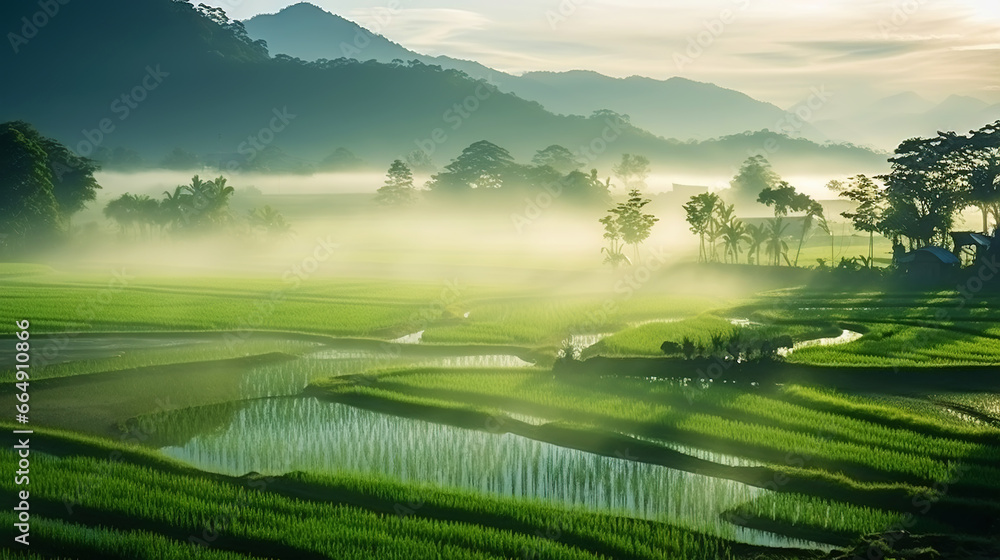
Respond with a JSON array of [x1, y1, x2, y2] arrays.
[[244, 2, 1000, 150], [0, 0, 885, 177], [243, 3, 829, 143]]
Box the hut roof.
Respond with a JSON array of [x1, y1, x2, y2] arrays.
[[897, 246, 960, 265]]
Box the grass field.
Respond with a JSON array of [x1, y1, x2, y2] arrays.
[[2, 253, 999, 559]]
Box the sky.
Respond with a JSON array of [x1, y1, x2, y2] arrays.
[[202, 0, 1000, 108]]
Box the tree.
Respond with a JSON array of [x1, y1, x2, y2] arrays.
[[757, 181, 810, 217], [559, 169, 612, 203], [954, 122, 1000, 233], [319, 147, 365, 171], [405, 149, 436, 174], [176, 175, 234, 229], [757, 181, 821, 267], [792, 199, 825, 267], [598, 213, 629, 267], [729, 155, 780, 205], [161, 147, 201, 170], [602, 189, 658, 263], [103, 193, 158, 238], [532, 145, 583, 174], [745, 223, 768, 265], [248, 205, 292, 236], [878, 136, 964, 248], [375, 160, 416, 206], [832, 175, 885, 266], [765, 218, 791, 266], [2, 121, 101, 222], [720, 216, 749, 264], [427, 140, 515, 193], [683, 192, 719, 262], [612, 154, 650, 191], [94, 146, 144, 171], [0, 128, 61, 243]]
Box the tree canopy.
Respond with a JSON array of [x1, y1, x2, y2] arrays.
[[1, 121, 102, 221], [0, 127, 61, 244], [729, 155, 780, 205]]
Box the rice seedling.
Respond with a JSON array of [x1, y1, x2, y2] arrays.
[[0, 426, 749, 560], [149, 397, 794, 546], [728, 493, 948, 540]]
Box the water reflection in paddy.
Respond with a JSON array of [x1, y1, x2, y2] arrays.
[[157, 397, 829, 550]]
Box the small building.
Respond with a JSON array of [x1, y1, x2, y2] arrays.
[[896, 246, 960, 284], [950, 231, 993, 265]]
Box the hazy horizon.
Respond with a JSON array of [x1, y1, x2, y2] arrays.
[[200, 0, 1000, 108]]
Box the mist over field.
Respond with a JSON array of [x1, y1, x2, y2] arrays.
[[2, 1, 1000, 559]]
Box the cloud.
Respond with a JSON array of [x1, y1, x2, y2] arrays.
[[195, 0, 1000, 106]]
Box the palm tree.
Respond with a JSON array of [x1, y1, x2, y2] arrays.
[[161, 185, 188, 228], [248, 205, 292, 237], [683, 193, 719, 263], [765, 218, 791, 266], [104, 194, 140, 235], [209, 176, 235, 210], [746, 223, 768, 265], [720, 217, 748, 264], [710, 202, 736, 262], [179, 175, 234, 228], [792, 200, 825, 267]]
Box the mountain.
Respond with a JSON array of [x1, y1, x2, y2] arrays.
[[0, 0, 884, 177], [243, 3, 499, 87], [242, 3, 827, 143]]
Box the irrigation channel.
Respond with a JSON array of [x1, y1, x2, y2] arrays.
[[15, 331, 875, 551]]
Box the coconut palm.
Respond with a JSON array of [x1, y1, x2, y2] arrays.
[[709, 202, 736, 262], [682, 192, 719, 263], [720, 217, 749, 264], [248, 205, 292, 237], [746, 223, 768, 265], [792, 200, 825, 267], [765, 218, 791, 266]]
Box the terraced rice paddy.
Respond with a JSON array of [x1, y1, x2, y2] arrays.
[[149, 397, 824, 548], [3, 262, 1000, 559]]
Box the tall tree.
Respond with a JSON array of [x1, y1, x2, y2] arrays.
[[532, 145, 583, 174], [878, 136, 964, 249], [729, 155, 780, 206], [0, 128, 61, 242], [955, 122, 1000, 233], [765, 218, 791, 266], [375, 160, 416, 206], [2, 121, 101, 222], [720, 216, 749, 264], [603, 189, 658, 262], [758, 181, 821, 267], [683, 192, 719, 263], [832, 175, 885, 266], [612, 154, 651, 191], [745, 223, 768, 265], [427, 140, 516, 193]]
